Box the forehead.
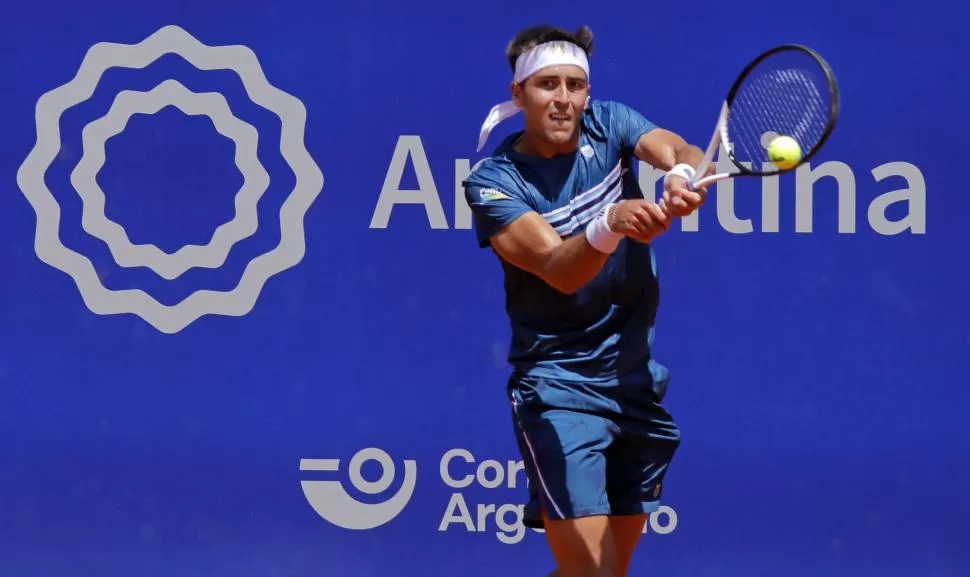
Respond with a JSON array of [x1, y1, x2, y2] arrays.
[[530, 64, 588, 81]]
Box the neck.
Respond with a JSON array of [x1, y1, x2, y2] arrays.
[[515, 129, 580, 159]]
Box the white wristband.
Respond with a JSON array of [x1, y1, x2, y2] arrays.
[[585, 203, 623, 254], [663, 163, 696, 189]]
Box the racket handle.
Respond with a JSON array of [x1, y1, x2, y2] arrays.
[[690, 173, 729, 190]]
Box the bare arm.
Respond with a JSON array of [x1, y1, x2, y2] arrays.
[[488, 200, 672, 295], [634, 128, 706, 171], [634, 127, 715, 216], [489, 212, 609, 295]]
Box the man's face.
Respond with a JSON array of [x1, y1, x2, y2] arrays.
[[513, 64, 589, 150]]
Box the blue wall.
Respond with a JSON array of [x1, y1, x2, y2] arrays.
[[2, 1, 967, 576]]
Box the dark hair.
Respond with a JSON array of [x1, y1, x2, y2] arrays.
[[505, 25, 595, 73]]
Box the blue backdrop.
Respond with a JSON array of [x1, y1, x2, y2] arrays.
[[2, 1, 967, 576]]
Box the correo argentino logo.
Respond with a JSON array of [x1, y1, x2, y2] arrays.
[[16, 25, 324, 334], [300, 448, 418, 530]]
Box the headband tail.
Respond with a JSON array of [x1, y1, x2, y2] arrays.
[[477, 100, 521, 152]]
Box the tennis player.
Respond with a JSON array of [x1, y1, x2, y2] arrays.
[[463, 24, 714, 577]]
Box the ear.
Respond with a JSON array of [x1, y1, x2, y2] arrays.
[[511, 81, 524, 108]]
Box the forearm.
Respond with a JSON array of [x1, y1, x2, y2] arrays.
[[655, 140, 705, 172], [635, 128, 706, 171], [672, 141, 706, 170], [489, 211, 620, 296], [538, 232, 611, 295]]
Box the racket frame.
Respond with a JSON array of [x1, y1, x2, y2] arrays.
[[689, 44, 840, 190]]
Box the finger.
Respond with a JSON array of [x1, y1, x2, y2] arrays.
[[657, 199, 678, 221], [631, 209, 658, 233], [666, 192, 690, 212], [660, 202, 676, 224], [662, 191, 680, 212], [631, 211, 665, 237], [619, 213, 654, 240], [664, 175, 686, 194], [644, 203, 671, 229], [657, 192, 683, 216], [677, 188, 705, 205]]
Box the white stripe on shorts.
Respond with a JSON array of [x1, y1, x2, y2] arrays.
[[512, 398, 566, 520]]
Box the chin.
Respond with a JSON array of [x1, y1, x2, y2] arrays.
[[541, 127, 577, 146]]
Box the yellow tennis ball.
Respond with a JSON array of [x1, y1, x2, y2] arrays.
[[768, 135, 802, 169]]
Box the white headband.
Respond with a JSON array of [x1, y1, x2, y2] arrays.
[[476, 41, 590, 152]]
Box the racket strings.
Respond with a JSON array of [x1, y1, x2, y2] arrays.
[[736, 71, 826, 160], [727, 62, 833, 168], [734, 76, 806, 166]]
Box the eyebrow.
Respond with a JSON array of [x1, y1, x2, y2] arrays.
[[534, 74, 587, 82]]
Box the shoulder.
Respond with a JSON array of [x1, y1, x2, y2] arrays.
[[586, 99, 653, 121], [463, 138, 530, 201], [585, 99, 629, 122], [584, 100, 658, 134], [582, 100, 659, 155]]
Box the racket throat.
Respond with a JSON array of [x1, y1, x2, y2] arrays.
[[691, 101, 730, 188]]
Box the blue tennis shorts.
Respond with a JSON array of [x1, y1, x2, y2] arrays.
[[508, 371, 681, 529]]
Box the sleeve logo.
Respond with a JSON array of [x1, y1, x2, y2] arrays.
[[479, 188, 510, 202]]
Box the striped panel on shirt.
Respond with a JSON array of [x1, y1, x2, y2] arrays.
[[541, 161, 625, 237]]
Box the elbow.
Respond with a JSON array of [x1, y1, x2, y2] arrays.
[[534, 245, 590, 295], [541, 271, 584, 295], [536, 256, 579, 295]]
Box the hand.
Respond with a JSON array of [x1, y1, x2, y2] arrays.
[[663, 164, 714, 217], [609, 199, 673, 244]]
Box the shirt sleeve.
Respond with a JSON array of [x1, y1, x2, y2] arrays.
[[607, 101, 658, 156], [463, 180, 534, 249]]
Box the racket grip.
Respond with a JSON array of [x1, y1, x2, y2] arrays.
[[691, 173, 726, 189], [689, 160, 710, 191]]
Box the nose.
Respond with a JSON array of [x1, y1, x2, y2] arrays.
[[553, 83, 570, 106]]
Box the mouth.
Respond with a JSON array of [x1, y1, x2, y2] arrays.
[[549, 113, 572, 125]]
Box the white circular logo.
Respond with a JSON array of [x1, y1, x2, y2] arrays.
[[16, 25, 324, 333]]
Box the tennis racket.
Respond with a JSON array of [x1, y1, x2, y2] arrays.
[[687, 44, 840, 191]]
